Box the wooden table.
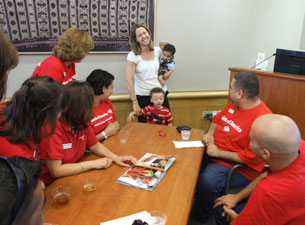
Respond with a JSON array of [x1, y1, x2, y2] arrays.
[[43, 123, 204, 225]]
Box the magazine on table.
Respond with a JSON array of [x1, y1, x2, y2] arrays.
[[117, 153, 176, 191]]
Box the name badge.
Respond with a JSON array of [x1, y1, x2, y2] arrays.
[[62, 143, 72, 149]]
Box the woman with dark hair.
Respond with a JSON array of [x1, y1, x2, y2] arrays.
[[0, 156, 44, 225], [39, 81, 137, 186], [0, 31, 18, 101], [86, 69, 120, 141], [125, 23, 170, 123], [0, 75, 67, 160], [32, 27, 94, 84]]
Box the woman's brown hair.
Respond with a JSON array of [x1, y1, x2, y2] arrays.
[[129, 23, 154, 55], [60, 81, 94, 132], [0, 31, 18, 100], [52, 27, 94, 62]]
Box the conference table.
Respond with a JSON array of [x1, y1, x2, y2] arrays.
[[43, 123, 204, 225]]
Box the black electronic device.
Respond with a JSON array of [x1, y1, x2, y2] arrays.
[[273, 48, 305, 75], [176, 125, 191, 133]]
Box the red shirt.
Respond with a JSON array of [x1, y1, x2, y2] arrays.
[[32, 55, 76, 84], [210, 101, 272, 180], [0, 137, 39, 160], [142, 105, 173, 125], [0, 103, 39, 160], [90, 99, 116, 135], [39, 121, 98, 185], [234, 140, 305, 225]]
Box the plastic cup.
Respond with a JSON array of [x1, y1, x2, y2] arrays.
[[149, 211, 167, 225], [181, 129, 191, 140], [81, 174, 98, 193], [51, 185, 71, 206], [118, 130, 129, 144]]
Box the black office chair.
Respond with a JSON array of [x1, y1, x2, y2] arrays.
[[224, 163, 246, 194], [224, 163, 269, 194]]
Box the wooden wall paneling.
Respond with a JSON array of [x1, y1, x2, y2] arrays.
[[110, 91, 228, 132]]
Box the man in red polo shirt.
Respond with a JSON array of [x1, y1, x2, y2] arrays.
[[194, 72, 272, 223], [214, 114, 305, 225]]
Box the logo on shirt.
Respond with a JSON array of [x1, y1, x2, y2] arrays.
[[224, 126, 230, 132], [228, 108, 235, 114], [91, 110, 113, 122], [221, 116, 242, 133], [79, 135, 85, 140]]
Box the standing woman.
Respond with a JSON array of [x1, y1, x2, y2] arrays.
[[0, 76, 67, 160], [125, 23, 170, 123], [0, 31, 18, 100], [39, 81, 137, 186], [32, 27, 94, 84]]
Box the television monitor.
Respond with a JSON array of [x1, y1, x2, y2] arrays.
[[273, 48, 305, 75]]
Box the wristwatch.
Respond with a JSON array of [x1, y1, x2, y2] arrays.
[[101, 131, 108, 139]]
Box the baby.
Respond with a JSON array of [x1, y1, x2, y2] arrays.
[[158, 43, 176, 92]]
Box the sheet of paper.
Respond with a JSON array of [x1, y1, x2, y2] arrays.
[[100, 211, 151, 225], [173, 141, 204, 148]]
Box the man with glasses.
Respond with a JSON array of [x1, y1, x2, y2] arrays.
[[0, 156, 45, 225]]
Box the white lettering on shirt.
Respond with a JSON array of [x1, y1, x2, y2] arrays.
[[221, 116, 243, 133], [224, 126, 230, 132], [91, 109, 113, 122]]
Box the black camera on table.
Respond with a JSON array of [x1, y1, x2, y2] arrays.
[[158, 58, 170, 75]]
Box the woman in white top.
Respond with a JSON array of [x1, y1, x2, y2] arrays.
[[125, 23, 170, 123]]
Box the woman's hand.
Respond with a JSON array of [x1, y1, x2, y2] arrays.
[[113, 155, 137, 167], [133, 101, 142, 116], [92, 158, 113, 169]]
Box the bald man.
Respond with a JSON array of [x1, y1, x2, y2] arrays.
[[214, 114, 305, 225]]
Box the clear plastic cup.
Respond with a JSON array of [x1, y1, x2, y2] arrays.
[[149, 211, 167, 225], [51, 185, 71, 206], [81, 174, 98, 193], [118, 130, 129, 144], [181, 129, 191, 140]]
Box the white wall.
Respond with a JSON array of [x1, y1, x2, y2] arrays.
[[6, 0, 305, 97]]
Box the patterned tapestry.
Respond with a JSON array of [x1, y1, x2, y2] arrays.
[[0, 0, 155, 52]]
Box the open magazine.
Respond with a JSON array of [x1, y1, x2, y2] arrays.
[[117, 153, 176, 191]]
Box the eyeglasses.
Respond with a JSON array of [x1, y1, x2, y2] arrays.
[[0, 156, 29, 225]]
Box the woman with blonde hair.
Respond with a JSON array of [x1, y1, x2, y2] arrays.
[[125, 23, 170, 123], [32, 27, 94, 84]]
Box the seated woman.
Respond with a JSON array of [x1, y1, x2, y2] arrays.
[[0, 76, 67, 160], [39, 81, 137, 186], [86, 69, 120, 141]]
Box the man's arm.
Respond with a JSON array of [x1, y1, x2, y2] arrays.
[[214, 171, 267, 210], [206, 144, 243, 163], [203, 122, 218, 144]]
